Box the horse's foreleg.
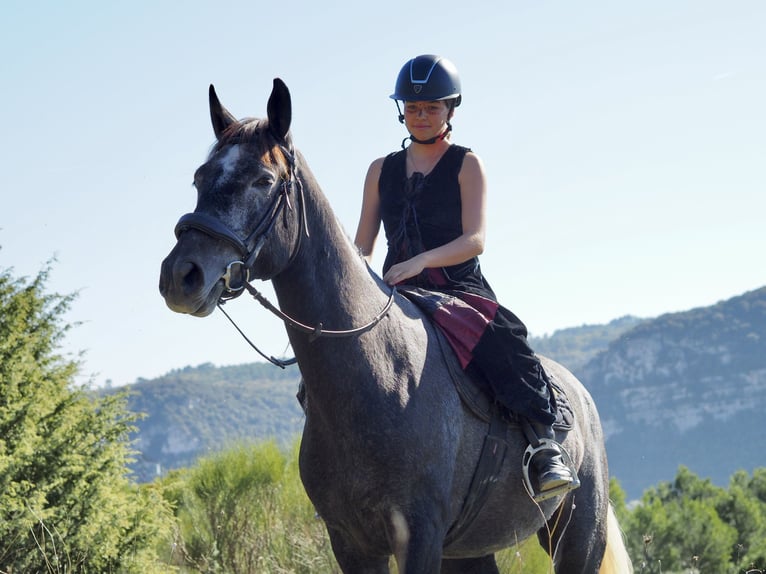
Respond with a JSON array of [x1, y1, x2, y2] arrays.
[[326, 527, 390, 574], [440, 555, 500, 574], [397, 526, 444, 574]]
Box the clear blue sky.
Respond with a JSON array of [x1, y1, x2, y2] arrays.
[[2, 1, 764, 387]]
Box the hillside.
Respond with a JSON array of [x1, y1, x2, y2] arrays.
[[113, 287, 766, 498], [118, 362, 304, 482], [530, 315, 644, 372], [580, 286, 766, 498]]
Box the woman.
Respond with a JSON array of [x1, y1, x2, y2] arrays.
[[354, 54, 578, 495]]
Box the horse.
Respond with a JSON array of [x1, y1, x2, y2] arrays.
[[159, 78, 633, 574]]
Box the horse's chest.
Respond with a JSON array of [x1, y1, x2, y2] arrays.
[[302, 458, 395, 551], [299, 429, 419, 546]]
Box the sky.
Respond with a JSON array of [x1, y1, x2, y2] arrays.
[[1, 1, 764, 388]]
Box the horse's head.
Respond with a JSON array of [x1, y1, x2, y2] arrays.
[[159, 79, 304, 316]]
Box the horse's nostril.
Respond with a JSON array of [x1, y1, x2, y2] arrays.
[[178, 260, 204, 295]]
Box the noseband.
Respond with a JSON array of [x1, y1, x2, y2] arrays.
[[173, 145, 395, 368]]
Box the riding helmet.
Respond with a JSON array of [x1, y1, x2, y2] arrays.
[[390, 54, 462, 106]]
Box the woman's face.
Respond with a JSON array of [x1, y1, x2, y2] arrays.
[[403, 100, 450, 140]]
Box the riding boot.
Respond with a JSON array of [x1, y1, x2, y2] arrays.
[[525, 420, 579, 493]]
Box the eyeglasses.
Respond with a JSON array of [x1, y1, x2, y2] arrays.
[[404, 103, 446, 116]]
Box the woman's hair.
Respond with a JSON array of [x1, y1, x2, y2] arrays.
[[445, 98, 458, 120]]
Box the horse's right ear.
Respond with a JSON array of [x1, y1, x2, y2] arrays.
[[267, 78, 292, 143], [209, 84, 238, 140]]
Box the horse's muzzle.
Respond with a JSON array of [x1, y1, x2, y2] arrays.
[[159, 252, 224, 316]]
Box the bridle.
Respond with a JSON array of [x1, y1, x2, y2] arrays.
[[173, 144, 396, 368], [175, 145, 307, 296]]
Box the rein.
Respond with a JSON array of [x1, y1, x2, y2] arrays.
[[218, 282, 396, 368], [175, 144, 396, 368]]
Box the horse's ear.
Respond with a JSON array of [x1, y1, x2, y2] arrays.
[[267, 78, 292, 143], [209, 84, 238, 140]]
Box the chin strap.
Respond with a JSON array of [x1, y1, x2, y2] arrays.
[[400, 122, 453, 150]]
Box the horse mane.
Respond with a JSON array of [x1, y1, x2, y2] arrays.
[[212, 117, 291, 173]]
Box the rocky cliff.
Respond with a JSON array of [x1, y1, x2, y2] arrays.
[[579, 287, 766, 498]]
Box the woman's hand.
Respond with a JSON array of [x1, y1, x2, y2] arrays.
[[383, 256, 425, 285]]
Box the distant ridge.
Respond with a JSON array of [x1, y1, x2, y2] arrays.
[[115, 362, 303, 482], [579, 286, 766, 498], [112, 287, 766, 498], [530, 315, 645, 372]]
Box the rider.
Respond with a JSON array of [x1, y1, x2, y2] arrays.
[[354, 54, 578, 496]]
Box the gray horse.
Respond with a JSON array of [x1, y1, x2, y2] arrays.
[[159, 79, 633, 574]]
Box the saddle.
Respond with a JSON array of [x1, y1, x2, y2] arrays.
[[397, 285, 574, 430], [432, 326, 577, 549], [436, 326, 575, 431]]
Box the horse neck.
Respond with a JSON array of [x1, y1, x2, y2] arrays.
[[270, 167, 389, 356], [269, 167, 427, 422]]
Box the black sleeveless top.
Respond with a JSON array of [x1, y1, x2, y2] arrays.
[[378, 146, 554, 424], [378, 144, 494, 298]]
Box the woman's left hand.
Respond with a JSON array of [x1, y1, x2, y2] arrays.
[[383, 256, 425, 286]]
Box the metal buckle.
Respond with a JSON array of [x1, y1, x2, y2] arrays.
[[222, 261, 249, 292]]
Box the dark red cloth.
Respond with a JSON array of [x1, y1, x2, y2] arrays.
[[400, 288, 500, 369]]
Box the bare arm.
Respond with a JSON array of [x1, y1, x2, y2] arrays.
[[353, 157, 384, 262], [382, 151, 487, 285]]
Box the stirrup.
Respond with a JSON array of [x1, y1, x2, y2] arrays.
[[521, 438, 581, 502]]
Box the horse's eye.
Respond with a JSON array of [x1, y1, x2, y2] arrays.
[[251, 176, 273, 188]]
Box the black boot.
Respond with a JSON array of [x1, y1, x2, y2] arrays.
[[526, 420, 579, 494]]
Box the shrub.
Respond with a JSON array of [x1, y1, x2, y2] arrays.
[[163, 441, 337, 573], [0, 263, 173, 572]]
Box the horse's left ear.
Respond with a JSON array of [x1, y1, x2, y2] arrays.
[[267, 78, 292, 143], [209, 84, 238, 140]]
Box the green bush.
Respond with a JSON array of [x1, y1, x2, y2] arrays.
[[622, 466, 766, 572], [162, 441, 337, 573], [0, 263, 173, 573], [161, 438, 557, 574]]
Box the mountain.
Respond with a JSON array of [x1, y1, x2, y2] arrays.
[[579, 286, 766, 499], [112, 287, 766, 499], [117, 362, 304, 482], [530, 315, 645, 372]]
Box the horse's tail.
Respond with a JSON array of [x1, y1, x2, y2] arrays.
[[599, 503, 634, 574]]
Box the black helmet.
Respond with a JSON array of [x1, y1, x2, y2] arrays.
[[391, 54, 462, 106]]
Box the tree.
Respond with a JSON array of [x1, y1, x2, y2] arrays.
[[626, 466, 738, 572], [720, 470, 766, 570], [0, 263, 171, 572], [621, 465, 766, 573]]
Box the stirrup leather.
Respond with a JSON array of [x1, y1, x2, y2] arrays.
[[521, 438, 581, 502]]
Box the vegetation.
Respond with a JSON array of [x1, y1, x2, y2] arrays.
[[4, 259, 765, 572], [160, 441, 340, 572], [157, 440, 766, 573], [0, 263, 172, 572], [617, 466, 766, 573], [157, 440, 553, 573]]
